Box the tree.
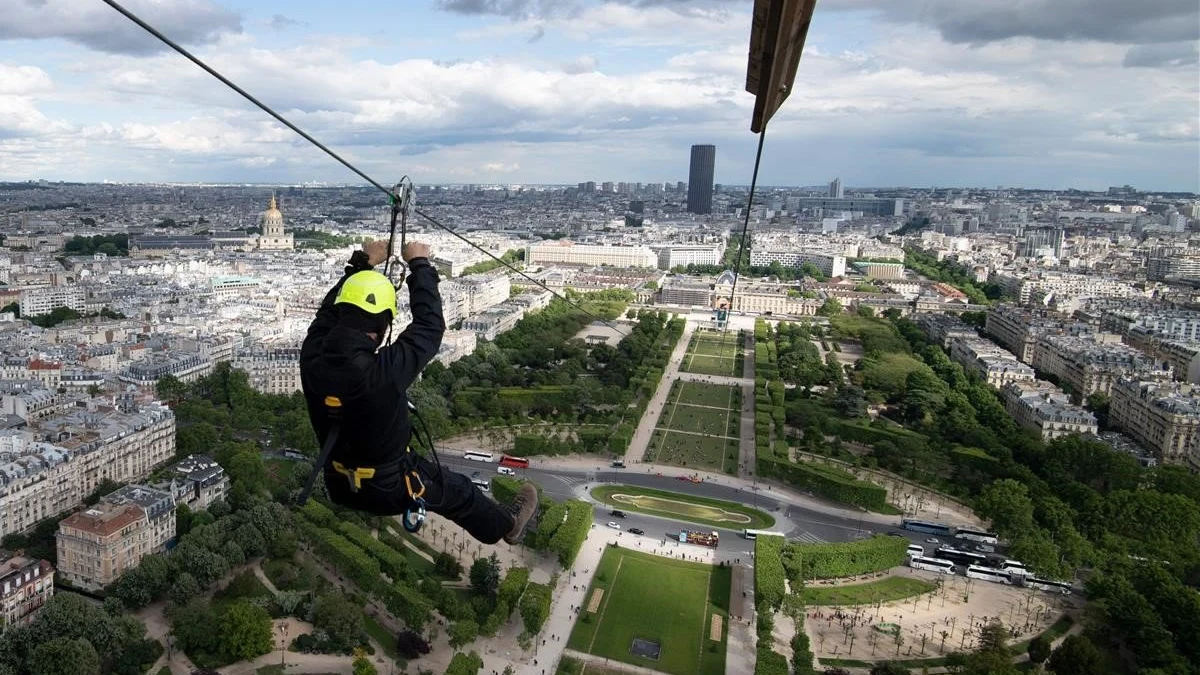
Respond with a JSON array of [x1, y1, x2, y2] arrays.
[[352, 654, 378, 675], [1028, 634, 1051, 669], [816, 298, 843, 317], [169, 572, 201, 606], [156, 374, 187, 404], [975, 479, 1035, 537], [219, 601, 272, 661], [171, 599, 220, 658], [28, 638, 99, 675], [469, 554, 501, 597], [1047, 635, 1105, 675], [310, 593, 364, 652], [448, 619, 479, 648]]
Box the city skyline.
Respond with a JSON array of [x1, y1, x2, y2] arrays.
[[0, 0, 1197, 190]]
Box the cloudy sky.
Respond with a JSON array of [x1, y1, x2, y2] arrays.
[[0, 0, 1197, 190]]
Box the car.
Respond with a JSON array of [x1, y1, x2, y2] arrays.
[[926, 537, 940, 544], [628, 528, 644, 535], [606, 522, 621, 530], [471, 471, 481, 478], [610, 510, 626, 518]]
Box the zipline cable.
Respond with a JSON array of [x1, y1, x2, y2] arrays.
[[725, 127, 768, 334], [99, 0, 619, 329]]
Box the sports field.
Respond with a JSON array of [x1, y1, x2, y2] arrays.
[[647, 381, 741, 473], [568, 547, 730, 675], [680, 331, 744, 377]]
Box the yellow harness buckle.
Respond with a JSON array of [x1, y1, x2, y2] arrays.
[[331, 461, 375, 492]]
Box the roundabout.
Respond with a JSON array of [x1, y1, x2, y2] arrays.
[[591, 484, 775, 530]]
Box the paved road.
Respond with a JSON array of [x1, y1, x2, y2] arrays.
[[437, 455, 918, 552]]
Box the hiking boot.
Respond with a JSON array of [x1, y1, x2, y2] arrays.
[[503, 483, 538, 545]]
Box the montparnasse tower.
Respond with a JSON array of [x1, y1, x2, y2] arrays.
[[257, 194, 294, 250]]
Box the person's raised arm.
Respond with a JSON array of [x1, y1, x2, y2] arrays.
[[382, 241, 446, 392]]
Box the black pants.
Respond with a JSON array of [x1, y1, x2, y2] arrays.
[[325, 455, 514, 544]]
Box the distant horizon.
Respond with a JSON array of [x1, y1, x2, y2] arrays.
[[3, 178, 1197, 198]]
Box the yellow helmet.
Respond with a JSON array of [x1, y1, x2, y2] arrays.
[[335, 271, 396, 316]]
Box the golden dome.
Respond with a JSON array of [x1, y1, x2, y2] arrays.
[[266, 194, 281, 215]]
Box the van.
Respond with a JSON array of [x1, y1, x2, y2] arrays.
[[471, 479, 490, 492], [497, 466, 516, 476], [611, 460, 626, 468]]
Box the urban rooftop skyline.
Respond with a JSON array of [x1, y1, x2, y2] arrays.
[[0, 0, 1197, 191]]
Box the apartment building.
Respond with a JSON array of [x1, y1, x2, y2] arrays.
[[1000, 381, 1098, 440], [653, 245, 721, 270], [462, 304, 526, 341], [102, 485, 176, 553], [948, 337, 1036, 387], [231, 346, 302, 395], [660, 279, 714, 307], [1102, 308, 1200, 342], [1110, 378, 1200, 471], [1125, 328, 1200, 383], [55, 502, 149, 590], [748, 250, 848, 278], [0, 387, 72, 423], [1032, 334, 1157, 399], [0, 552, 53, 629], [120, 352, 212, 385], [526, 241, 657, 268], [0, 403, 175, 538], [18, 287, 85, 317], [166, 455, 229, 511], [913, 314, 977, 349], [460, 275, 511, 315]]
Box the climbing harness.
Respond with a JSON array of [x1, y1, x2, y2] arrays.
[[296, 395, 344, 506]]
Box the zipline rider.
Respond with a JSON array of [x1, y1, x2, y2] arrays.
[[299, 240, 537, 545]]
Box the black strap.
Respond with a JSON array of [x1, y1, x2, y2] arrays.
[[296, 421, 340, 506]]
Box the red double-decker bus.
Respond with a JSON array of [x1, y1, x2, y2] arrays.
[[499, 454, 529, 469]]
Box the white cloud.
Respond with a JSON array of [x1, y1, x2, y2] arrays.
[[0, 0, 241, 55], [0, 1, 1195, 189]]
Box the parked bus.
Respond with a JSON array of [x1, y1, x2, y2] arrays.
[[909, 557, 956, 574], [743, 529, 784, 540], [955, 527, 1000, 545], [463, 451, 494, 462], [999, 560, 1032, 577], [499, 454, 530, 469], [936, 547, 988, 567], [471, 478, 491, 492], [1024, 578, 1073, 595], [966, 565, 1013, 585], [902, 519, 954, 537], [906, 544, 925, 558]]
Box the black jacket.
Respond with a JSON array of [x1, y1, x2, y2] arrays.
[[300, 254, 446, 467]]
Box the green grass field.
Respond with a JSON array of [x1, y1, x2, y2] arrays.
[[799, 576, 936, 606], [675, 381, 739, 408], [681, 333, 742, 377], [568, 547, 730, 675], [651, 382, 741, 473], [649, 431, 737, 473], [651, 382, 741, 472], [591, 484, 774, 529]]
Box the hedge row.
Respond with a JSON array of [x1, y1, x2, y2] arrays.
[[519, 582, 553, 634], [548, 501, 593, 567], [791, 632, 816, 675], [296, 520, 382, 590], [781, 535, 908, 581], [757, 460, 888, 510], [478, 566, 530, 636], [754, 534, 787, 611]]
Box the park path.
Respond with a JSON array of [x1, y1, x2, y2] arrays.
[[624, 321, 696, 465], [737, 330, 756, 481]]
